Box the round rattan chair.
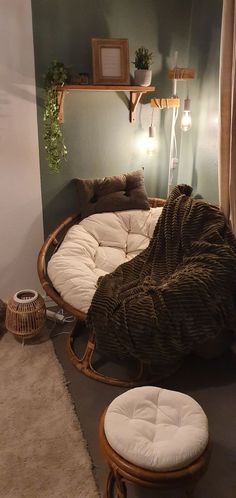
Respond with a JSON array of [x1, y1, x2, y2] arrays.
[[37, 197, 166, 386]]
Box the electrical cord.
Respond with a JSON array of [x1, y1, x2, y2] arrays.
[[46, 307, 75, 338], [169, 106, 179, 187], [46, 307, 76, 324], [58, 309, 75, 323]]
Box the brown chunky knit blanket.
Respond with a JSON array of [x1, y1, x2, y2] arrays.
[[87, 185, 236, 377]]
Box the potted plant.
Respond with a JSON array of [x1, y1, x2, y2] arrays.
[[132, 46, 153, 86], [43, 60, 71, 173]]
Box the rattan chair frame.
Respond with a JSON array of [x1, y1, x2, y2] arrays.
[[37, 197, 166, 386]]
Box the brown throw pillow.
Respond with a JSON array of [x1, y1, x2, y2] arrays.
[[74, 169, 150, 219]]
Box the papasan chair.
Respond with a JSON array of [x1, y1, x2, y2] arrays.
[[38, 175, 236, 387]]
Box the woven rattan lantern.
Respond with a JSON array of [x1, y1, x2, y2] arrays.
[[6, 289, 46, 340]]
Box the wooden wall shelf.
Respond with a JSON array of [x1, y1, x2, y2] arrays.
[[56, 84, 155, 123]]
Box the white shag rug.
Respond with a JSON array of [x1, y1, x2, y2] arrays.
[[0, 332, 100, 498]]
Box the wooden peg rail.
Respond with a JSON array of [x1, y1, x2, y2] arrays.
[[168, 68, 195, 80], [150, 97, 180, 109]]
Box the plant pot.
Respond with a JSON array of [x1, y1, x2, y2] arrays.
[[134, 69, 152, 86]]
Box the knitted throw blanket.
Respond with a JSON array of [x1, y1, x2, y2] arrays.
[[87, 185, 236, 378]]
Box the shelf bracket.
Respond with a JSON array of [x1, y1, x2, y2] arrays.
[[129, 92, 142, 123]]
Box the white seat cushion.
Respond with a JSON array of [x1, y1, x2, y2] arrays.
[[104, 386, 209, 472], [48, 207, 162, 313]]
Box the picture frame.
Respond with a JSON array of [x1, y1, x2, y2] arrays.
[[91, 38, 130, 85]]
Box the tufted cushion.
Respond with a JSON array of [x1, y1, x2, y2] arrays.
[[104, 386, 209, 472], [47, 207, 162, 313], [74, 169, 150, 219]]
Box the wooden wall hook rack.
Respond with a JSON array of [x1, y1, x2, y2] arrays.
[[150, 97, 180, 109], [168, 68, 195, 80]]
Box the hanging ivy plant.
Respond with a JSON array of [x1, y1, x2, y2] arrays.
[[43, 60, 70, 173]]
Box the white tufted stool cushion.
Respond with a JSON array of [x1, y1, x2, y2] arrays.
[[104, 386, 209, 472]]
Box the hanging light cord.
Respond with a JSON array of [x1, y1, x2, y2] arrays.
[[169, 106, 179, 188], [151, 108, 154, 126]]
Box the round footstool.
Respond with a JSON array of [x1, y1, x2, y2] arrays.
[[99, 386, 211, 497]]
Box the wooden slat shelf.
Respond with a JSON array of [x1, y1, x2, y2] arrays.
[[56, 85, 155, 91], [56, 84, 155, 123]]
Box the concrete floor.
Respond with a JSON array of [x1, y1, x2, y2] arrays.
[[51, 321, 236, 498]]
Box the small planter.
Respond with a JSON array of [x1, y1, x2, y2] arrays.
[[134, 69, 152, 87]]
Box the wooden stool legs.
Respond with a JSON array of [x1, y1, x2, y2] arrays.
[[105, 468, 196, 498], [185, 486, 195, 498], [106, 468, 127, 498], [100, 410, 210, 498]]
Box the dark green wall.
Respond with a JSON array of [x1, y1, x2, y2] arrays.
[[31, 0, 222, 236]]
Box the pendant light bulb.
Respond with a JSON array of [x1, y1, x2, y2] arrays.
[[149, 125, 156, 138], [181, 97, 192, 132], [147, 125, 157, 154]]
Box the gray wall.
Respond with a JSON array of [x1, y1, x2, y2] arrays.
[[31, 0, 222, 236]]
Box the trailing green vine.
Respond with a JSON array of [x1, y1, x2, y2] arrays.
[[43, 60, 70, 173]]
